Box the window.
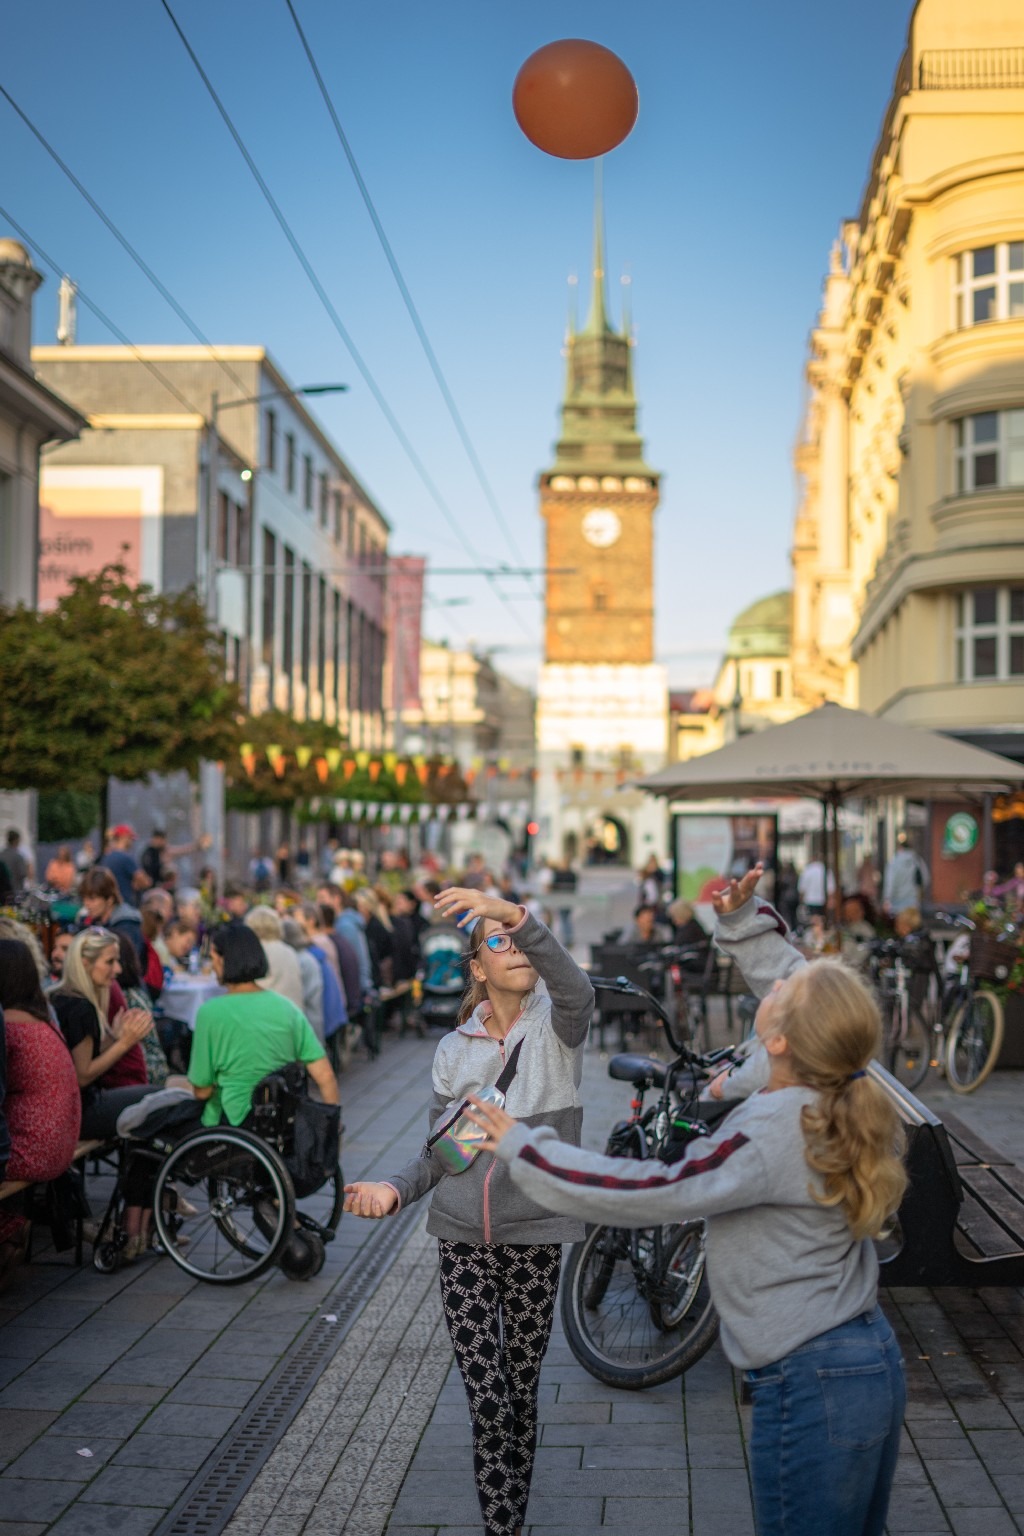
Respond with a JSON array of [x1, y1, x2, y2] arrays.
[[301, 561, 312, 707], [264, 409, 277, 472], [592, 586, 608, 612], [332, 490, 343, 543], [570, 746, 585, 768], [954, 410, 1024, 492], [774, 668, 784, 699], [303, 454, 314, 512], [282, 545, 295, 680], [216, 491, 231, 564], [319, 472, 329, 529], [953, 242, 1024, 329], [261, 529, 276, 672], [332, 588, 343, 715], [285, 433, 297, 494], [956, 587, 1024, 681], [317, 574, 327, 703]]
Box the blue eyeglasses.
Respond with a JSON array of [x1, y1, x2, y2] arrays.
[[476, 933, 515, 954]]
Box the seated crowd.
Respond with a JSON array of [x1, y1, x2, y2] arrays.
[[0, 827, 445, 1285]]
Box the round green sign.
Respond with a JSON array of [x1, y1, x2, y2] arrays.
[[943, 812, 979, 856]]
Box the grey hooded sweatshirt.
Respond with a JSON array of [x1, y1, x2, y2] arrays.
[[384, 909, 594, 1245], [494, 898, 880, 1370]]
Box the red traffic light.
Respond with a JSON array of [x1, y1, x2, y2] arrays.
[[526, 821, 540, 836]]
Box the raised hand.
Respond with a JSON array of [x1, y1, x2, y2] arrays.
[[433, 886, 521, 931], [711, 862, 764, 918], [343, 1181, 398, 1219], [463, 1095, 519, 1153]]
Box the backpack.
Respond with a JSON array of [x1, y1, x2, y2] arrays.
[[249, 1062, 341, 1198]]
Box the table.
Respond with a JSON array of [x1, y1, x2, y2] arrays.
[[160, 973, 223, 1031]]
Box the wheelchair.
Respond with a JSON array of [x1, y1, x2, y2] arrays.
[[92, 1067, 343, 1286]]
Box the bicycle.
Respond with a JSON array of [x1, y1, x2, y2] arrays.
[[938, 917, 1008, 1093], [560, 971, 736, 1390], [868, 937, 934, 1090]]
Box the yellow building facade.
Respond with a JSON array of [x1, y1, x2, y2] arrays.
[[793, 0, 1024, 773]]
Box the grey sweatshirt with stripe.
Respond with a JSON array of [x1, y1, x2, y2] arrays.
[[384, 910, 594, 1245], [494, 899, 879, 1369]]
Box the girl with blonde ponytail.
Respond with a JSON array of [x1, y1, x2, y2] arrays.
[[467, 866, 909, 1536]]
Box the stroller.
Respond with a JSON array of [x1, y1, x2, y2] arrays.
[[418, 923, 469, 1030]]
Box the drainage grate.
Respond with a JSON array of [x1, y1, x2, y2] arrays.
[[156, 1203, 423, 1536]]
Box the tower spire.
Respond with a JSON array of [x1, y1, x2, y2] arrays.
[[583, 158, 610, 335]]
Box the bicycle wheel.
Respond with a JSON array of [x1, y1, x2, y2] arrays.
[[153, 1127, 294, 1285], [946, 990, 1004, 1094], [561, 1222, 717, 1390], [648, 1220, 718, 1369], [885, 1000, 931, 1089]]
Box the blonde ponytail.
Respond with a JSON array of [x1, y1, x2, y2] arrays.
[[776, 961, 908, 1240]]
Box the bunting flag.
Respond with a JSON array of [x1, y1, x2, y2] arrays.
[[436, 804, 452, 823], [417, 764, 429, 785], [349, 800, 365, 820], [394, 762, 408, 787], [356, 750, 371, 770], [240, 742, 258, 777], [314, 757, 329, 783], [456, 803, 472, 821], [365, 803, 379, 822], [380, 804, 395, 822], [418, 804, 432, 823], [266, 745, 286, 778], [464, 768, 476, 787], [325, 748, 342, 772], [343, 758, 356, 781], [383, 751, 398, 772], [368, 760, 382, 782], [399, 804, 414, 823], [295, 746, 313, 770]]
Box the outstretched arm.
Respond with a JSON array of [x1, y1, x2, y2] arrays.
[[465, 1099, 768, 1229], [712, 864, 806, 998]]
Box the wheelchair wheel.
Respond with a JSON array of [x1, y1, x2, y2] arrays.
[[278, 1230, 326, 1281], [153, 1127, 294, 1285]]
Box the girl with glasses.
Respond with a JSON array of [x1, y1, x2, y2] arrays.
[[343, 886, 595, 1536], [466, 866, 909, 1536]]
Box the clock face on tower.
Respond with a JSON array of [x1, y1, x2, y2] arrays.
[[581, 507, 622, 548]]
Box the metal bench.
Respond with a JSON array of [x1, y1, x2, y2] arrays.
[[871, 1062, 1024, 1288]]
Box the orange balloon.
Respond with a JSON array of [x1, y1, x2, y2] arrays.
[[513, 39, 638, 160]]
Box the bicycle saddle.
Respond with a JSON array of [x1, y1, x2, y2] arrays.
[[607, 1053, 669, 1088]]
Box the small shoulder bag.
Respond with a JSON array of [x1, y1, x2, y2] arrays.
[[427, 1038, 524, 1175]]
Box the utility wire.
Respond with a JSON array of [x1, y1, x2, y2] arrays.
[[283, 0, 537, 593], [158, 0, 534, 642], [0, 82, 252, 404], [0, 203, 209, 419]]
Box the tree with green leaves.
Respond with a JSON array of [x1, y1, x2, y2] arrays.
[[0, 565, 240, 825]]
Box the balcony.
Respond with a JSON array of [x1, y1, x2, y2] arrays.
[[918, 49, 1024, 90]]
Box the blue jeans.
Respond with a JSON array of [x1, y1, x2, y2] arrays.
[[745, 1306, 905, 1536]]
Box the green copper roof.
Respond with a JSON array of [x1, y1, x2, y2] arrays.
[[549, 164, 656, 479], [726, 590, 792, 657]]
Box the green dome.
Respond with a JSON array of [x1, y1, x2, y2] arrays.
[[727, 590, 791, 657]]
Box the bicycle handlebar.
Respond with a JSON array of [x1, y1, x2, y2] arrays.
[[590, 973, 721, 1061]]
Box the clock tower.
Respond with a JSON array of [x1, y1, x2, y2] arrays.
[[535, 180, 668, 866]]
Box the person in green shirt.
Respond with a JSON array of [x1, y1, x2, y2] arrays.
[[189, 925, 339, 1127]]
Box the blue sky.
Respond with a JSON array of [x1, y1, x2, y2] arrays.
[[3, 0, 913, 686]]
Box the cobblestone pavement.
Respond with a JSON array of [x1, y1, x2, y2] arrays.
[[2, 869, 1023, 1535]]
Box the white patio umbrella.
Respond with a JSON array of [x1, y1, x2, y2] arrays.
[[636, 703, 1024, 894]]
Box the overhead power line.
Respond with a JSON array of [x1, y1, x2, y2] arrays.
[[0, 203, 208, 419], [157, 0, 534, 642], [282, 0, 536, 592], [0, 81, 251, 403]]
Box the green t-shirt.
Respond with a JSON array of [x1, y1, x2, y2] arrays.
[[189, 989, 325, 1128]]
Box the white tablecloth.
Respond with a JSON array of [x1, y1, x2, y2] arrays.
[[161, 974, 224, 1031]]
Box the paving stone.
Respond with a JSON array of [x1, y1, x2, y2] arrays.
[[0, 1409, 58, 1466], [3, 1435, 122, 1482], [45, 1506, 164, 1536], [142, 1401, 241, 1438], [0, 1364, 99, 1412], [78, 1462, 193, 1506], [0, 1479, 80, 1522], [690, 1467, 755, 1536], [944, 1511, 1020, 1536], [924, 1458, 1003, 1508], [541, 1422, 681, 1449], [112, 1433, 220, 1471], [609, 1398, 684, 1423], [0, 1328, 73, 1360], [0, 1522, 49, 1536], [47, 1401, 153, 1439], [78, 1383, 165, 1405], [164, 1375, 257, 1408], [536, 1402, 612, 1424]]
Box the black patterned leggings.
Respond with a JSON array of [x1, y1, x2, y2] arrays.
[[438, 1240, 561, 1536]]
